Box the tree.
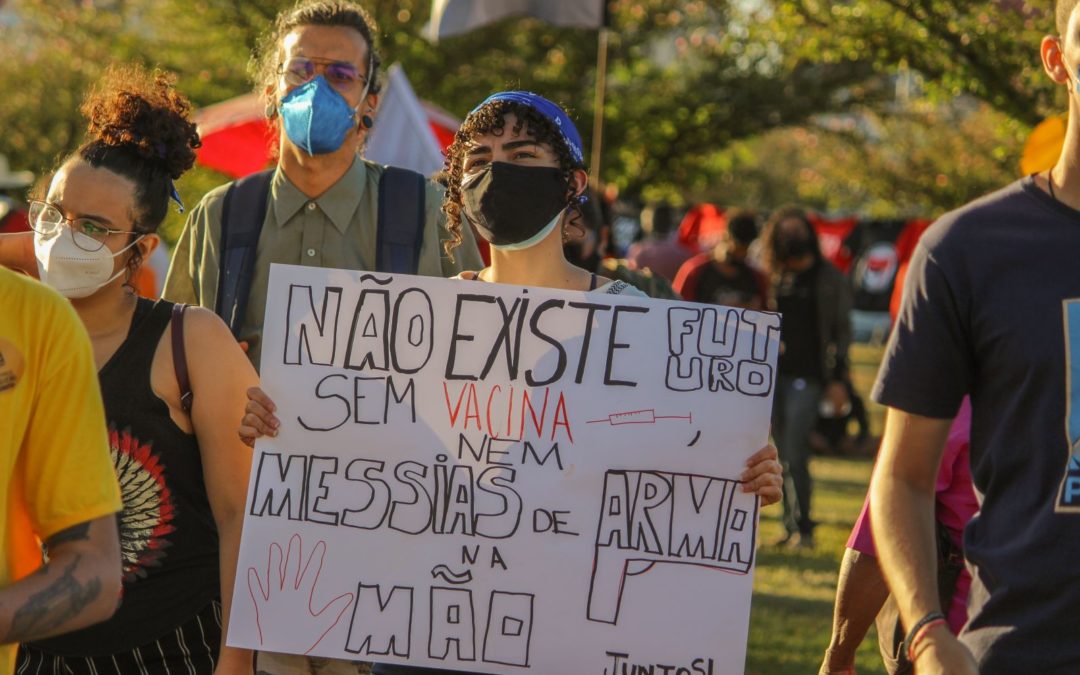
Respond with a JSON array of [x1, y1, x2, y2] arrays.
[[0, 0, 876, 230], [768, 0, 1059, 126], [736, 1, 1058, 218], [2, 0, 1049, 230], [697, 99, 1027, 217]]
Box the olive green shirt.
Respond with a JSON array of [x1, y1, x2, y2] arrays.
[[162, 158, 482, 370]]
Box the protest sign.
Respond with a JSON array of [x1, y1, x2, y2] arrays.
[[228, 263, 781, 674]]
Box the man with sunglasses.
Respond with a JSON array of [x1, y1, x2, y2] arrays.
[[163, 3, 479, 674], [164, 0, 481, 372], [869, 2, 1080, 673]]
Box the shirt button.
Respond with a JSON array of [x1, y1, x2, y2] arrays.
[[306, 202, 316, 211], [306, 248, 316, 257]]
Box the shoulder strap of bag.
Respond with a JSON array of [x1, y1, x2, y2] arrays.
[[171, 303, 193, 414], [216, 169, 274, 337], [934, 517, 966, 607], [376, 166, 426, 275]]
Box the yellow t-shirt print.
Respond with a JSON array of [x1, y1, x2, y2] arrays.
[[0, 338, 25, 393]]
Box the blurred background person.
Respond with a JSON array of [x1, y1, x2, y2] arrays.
[[626, 200, 691, 282], [762, 205, 852, 550], [811, 377, 872, 456], [820, 401, 975, 675], [673, 208, 767, 310], [565, 187, 679, 299]]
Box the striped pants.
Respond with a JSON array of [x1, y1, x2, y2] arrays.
[[16, 602, 222, 675]]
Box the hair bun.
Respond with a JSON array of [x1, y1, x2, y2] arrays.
[[81, 65, 200, 180]]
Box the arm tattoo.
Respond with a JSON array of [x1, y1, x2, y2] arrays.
[[2, 554, 102, 643], [44, 522, 92, 550]]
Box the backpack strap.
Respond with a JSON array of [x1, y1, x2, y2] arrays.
[[376, 166, 426, 275], [171, 303, 193, 414], [216, 169, 274, 337]]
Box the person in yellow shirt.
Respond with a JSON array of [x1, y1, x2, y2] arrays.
[[0, 266, 123, 675], [0, 65, 257, 675]]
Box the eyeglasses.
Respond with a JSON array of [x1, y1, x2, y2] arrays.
[[28, 200, 132, 252], [279, 57, 366, 90]]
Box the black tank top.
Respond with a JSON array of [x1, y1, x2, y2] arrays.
[[34, 299, 221, 656]]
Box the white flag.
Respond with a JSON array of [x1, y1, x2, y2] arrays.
[[428, 0, 604, 41], [364, 64, 449, 177]]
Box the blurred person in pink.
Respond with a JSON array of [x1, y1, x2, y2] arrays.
[[625, 201, 692, 281], [820, 399, 977, 675]]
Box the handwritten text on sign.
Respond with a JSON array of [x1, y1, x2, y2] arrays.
[[229, 264, 780, 675]]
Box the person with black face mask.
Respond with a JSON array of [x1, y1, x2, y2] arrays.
[[441, 91, 639, 295], [432, 88, 784, 675], [760, 206, 853, 550], [238, 91, 785, 675]]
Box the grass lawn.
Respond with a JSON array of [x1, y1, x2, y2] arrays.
[[745, 343, 889, 675], [746, 456, 885, 675]]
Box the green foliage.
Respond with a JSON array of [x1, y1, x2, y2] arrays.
[[0, 0, 873, 221], [769, 0, 1059, 125], [751, 455, 887, 675], [698, 99, 1028, 217], [0, 0, 1061, 233], [750, 0, 1058, 216]]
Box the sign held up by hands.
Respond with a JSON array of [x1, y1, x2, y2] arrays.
[[228, 264, 781, 674]]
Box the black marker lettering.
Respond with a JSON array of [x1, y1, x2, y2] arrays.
[[605, 305, 649, 387], [524, 299, 567, 386]]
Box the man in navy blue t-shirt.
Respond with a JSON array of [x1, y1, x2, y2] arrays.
[[869, 2, 1080, 673]]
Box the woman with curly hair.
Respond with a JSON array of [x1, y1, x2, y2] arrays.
[[240, 91, 783, 675], [439, 91, 637, 294], [2, 66, 257, 675]]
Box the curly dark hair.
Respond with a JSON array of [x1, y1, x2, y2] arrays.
[[72, 64, 200, 279], [253, 0, 382, 117], [759, 204, 822, 276], [442, 99, 586, 260]]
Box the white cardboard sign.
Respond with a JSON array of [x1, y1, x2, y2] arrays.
[[229, 263, 780, 675]]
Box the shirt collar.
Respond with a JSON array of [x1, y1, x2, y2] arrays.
[[271, 157, 368, 235]]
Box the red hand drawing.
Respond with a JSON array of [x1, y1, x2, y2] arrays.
[[247, 534, 355, 655]]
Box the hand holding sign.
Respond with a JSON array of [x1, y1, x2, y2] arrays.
[[246, 534, 354, 654], [740, 444, 783, 506], [239, 386, 279, 448], [230, 267, 783, 673]]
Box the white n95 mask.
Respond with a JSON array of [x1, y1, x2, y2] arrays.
[[34, 228, 142, 299]]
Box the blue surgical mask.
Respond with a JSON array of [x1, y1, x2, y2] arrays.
[[279, 75, 362, 155]]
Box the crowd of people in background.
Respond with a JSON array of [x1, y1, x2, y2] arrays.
[[7, 0, 1080, 674]]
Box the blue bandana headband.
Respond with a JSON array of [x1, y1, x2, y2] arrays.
[[469, 91, 586, 167]]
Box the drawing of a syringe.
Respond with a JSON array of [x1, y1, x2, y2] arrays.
[[586, 409, 693, 426]]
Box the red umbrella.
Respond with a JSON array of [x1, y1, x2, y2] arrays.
[[192, 94, 276, 178]]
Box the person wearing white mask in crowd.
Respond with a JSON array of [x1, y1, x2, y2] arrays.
[[0, 66, 257, 675]]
